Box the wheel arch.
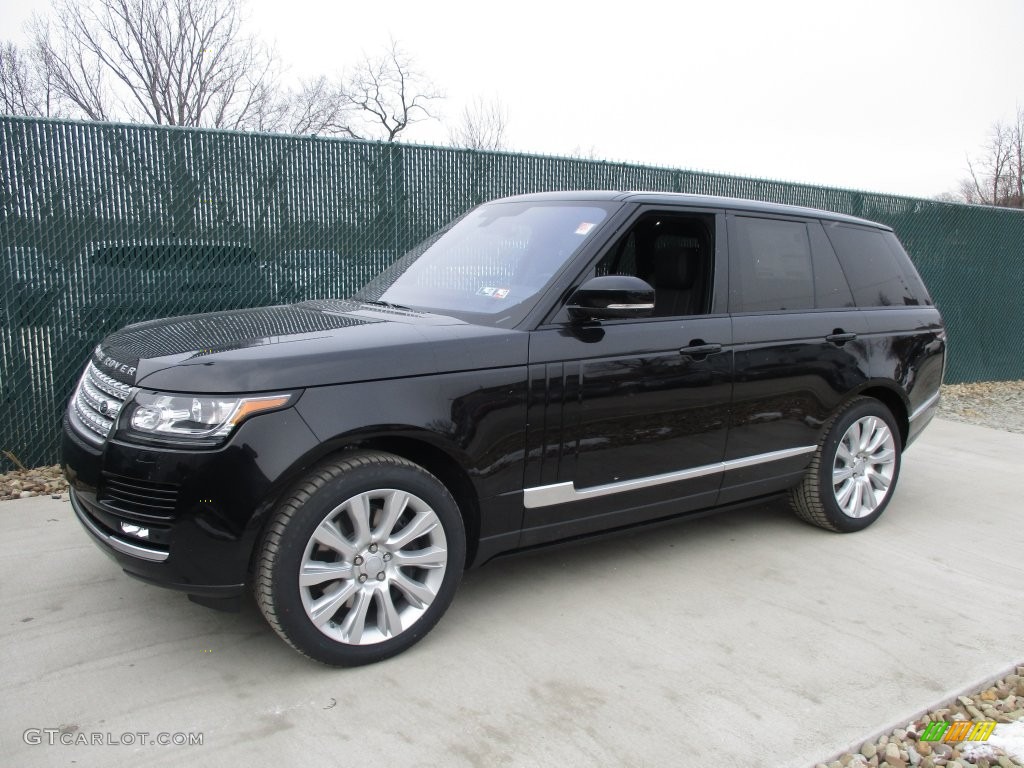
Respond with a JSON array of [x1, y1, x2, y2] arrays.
[[854, 384, 909, 449], [356, 435, 481, 568], [249, 428, 482, 572]]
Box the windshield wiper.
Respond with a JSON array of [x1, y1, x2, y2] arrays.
[[359, 299, 414, 311]]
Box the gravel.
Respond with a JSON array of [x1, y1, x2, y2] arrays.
[[0, 464, 68, 501], [816, 667, 1024, 768], [937, 381, 1024, 434]]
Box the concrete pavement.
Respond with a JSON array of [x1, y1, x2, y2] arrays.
[[1, 418, 1022, 768]]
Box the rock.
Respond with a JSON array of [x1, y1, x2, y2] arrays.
[[917, 742, 932, 756], [997, 756, 1014, 768], [979, 689, 998, 701], [886, 744, 901, 761], [966, 704, 986, 719], [919, 758, 936, 768], [894, 729, 908, 741], [862, 743, 878, 759], [932, 743, 953, 759], [18, 490, 32, 498]]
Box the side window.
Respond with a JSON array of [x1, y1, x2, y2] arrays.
[[808, 221, 855, 308], [730, 217, 813, 312], [882, 232, 933, 306], [824, 223, 927, 307], [592, 212, 714, 317]]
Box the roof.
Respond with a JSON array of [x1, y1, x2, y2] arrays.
[[493, 190, 891, 230]]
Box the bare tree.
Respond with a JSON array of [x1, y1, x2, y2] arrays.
[[341, 40, 442, 141], [448, 96, 508, 151], [961, 108, 1024, 208], [570, 144, 601, 160], [1, 41, 38, 115], [0, 39, 66, 117], [27, 0, 279, 129], [273, 75, 354, 136], [7, 6, 443, 144], [1011, 108, 1024, 207]]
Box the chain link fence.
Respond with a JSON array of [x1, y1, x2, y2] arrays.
[[2, 116, 1023, 468]]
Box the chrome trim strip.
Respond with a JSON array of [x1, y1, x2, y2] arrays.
[[909, 389, 941, 422], [72, 491, 170, 562], [606, 303, 655, 310], [523, 445, 817, 508]]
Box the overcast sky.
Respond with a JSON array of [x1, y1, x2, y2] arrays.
[[3, 0, 1022, 199]]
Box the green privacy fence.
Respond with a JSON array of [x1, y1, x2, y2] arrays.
[[2, 116, 1023, 468]]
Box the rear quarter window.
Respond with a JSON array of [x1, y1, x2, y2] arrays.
[[824, 223, 931, 307]]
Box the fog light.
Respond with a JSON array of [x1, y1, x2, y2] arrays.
[[120, 522, 150, 540]]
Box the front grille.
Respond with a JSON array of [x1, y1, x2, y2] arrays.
[[100, 473, 180, 522], [69, 361, 132, 443]]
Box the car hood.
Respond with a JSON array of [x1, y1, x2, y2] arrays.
[[94, 300, 527, 393]]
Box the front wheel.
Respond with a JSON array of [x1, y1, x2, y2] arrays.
[[790, 397, 902, 532], [255, 451, 466, 665]]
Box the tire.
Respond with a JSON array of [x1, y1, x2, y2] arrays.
[[790, 397, 902, 533], [254, 451, 466, 666]]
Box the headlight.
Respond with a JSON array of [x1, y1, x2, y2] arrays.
[[126, 391, 292, 440]]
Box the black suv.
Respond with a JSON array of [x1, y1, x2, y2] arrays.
[[62, 191, 946, 665]]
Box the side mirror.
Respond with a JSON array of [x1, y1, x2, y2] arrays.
[[567, 275, 655, 321]]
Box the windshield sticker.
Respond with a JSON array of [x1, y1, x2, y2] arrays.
[[477, 287, 510, 299], [575, 222, 596, 236]]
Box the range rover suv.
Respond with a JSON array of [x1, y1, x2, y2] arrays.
[[62, 191, 946, 665]]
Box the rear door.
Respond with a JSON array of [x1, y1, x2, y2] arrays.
[[721, 213, 870, 504]]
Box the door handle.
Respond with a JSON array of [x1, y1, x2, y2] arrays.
[[826, 331, 857, 345], [678, 341, 723, 360]]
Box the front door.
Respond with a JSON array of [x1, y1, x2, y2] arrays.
[[520, 209, 733, 546]]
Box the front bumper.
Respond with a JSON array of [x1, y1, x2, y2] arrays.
[[63, 406, 320, 598]]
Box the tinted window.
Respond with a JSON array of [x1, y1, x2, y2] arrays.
[[882, 232, 933, 306], [808, 222, 855, 308], [593, 212, 714, 316], [824, 223, 928, 307], [731, 217, 813, 312]]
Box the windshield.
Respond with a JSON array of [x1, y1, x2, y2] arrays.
[[351, 201, 616, 326]]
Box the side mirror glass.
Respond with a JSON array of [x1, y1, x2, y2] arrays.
[[567, 275, 655, 321]]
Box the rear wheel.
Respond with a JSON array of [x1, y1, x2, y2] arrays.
[[790, 397, 902, 532], [255, 451, 465, 665]]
